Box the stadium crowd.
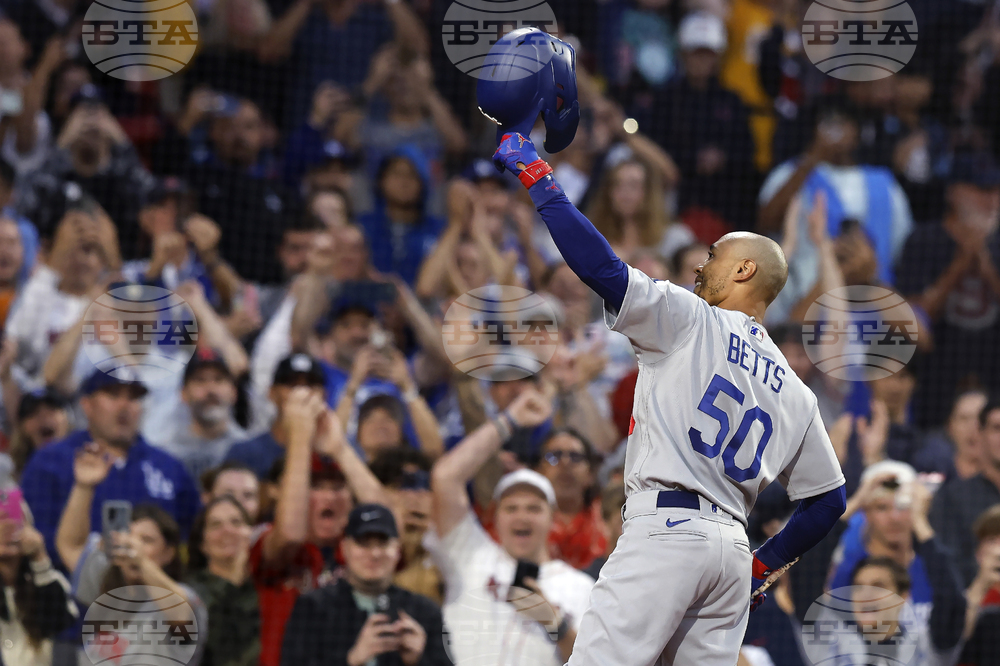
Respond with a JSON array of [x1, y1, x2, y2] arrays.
[[0, 0, 998, 664]]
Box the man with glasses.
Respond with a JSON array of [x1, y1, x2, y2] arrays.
[[533, 429, 607, 571]]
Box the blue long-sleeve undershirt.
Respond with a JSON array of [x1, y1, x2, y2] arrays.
[[528, 176, 629, 311], [756, 485, 847, 570]]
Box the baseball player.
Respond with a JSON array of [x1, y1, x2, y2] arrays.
[[491, 132, 847, 666]]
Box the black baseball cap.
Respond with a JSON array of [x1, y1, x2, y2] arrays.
[[69, 83, 106, 112], [272, 353, 326, 387], [79, 368, 148, 398], [142, 176, 189, 208], [344, 503, 398, 540], [183, 348, 233, 384], [949, 151, 1000, 189], [17, 390, 68, 421]]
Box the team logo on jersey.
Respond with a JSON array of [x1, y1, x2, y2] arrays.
[[748, 323, 765, 342]]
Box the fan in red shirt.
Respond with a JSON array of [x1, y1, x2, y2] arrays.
[[250, 386, 387, 666]]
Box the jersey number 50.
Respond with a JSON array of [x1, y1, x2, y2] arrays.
[[689, 374, 773, 482]]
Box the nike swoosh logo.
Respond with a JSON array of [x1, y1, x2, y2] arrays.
[[665, 518, 691, 528]]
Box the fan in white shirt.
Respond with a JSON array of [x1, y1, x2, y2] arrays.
[[428, 388, 595, 666]]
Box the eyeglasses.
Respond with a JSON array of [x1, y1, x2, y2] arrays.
[[543, 451, 587, 466]]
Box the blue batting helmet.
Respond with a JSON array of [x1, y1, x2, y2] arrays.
[[476, 28, 580, 154]]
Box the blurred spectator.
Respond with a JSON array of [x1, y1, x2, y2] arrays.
[[963, 505, 1000, 642], [200, 461, 262, 525], [586, 158, 694, 263], [58, 500, 207, 664], [227, 353, 327, 479], [0, 159, 39, 285], [430, 388, 594, 665], [828, 462, 942, 617], [930, 398, 1000, 584], [14, 84, 156, 256], [758, 100, 914, 323], [358, 147, 445, 285], [187, 495, 261, 666], [0, 507, 77, 666], [336, 45, 466, 198], [643, 12, 756, 230], [924, 389, 989, 481], [181, 95, 291, 284], [355, 394, 407, 460], [22, 371, 201, 567], [249, 388, 385, 666], [123, 178, 242, 310], [259, 0, 429, 129], [812, 554, 965, 666], [155, 349, 247, 485], [280, 503, 449, 666], [369, 446, 440, 605], [898, 151, 1000, 427], [306, 186, 352, 233], [7, 390, 70, 479], [583, 480, 625, 579], [533, 429, 607, 571], [599, 0, 679, 105], [282, 81, 353, 190], [5, 198, 118, 393], [539, 345, 622, 456], [256, 215, 324, 327], [44, 62, 91, 138], [0, 217, 26, 328]]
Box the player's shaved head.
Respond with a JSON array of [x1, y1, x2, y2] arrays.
[[722, 232, 788, 305], [693, 232, 788, 317]]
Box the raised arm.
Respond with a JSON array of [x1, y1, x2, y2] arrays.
[[314, 408, 387, 505], [431, 388, 552, 538], [493, 133, 629, 311], [55, 444, 114, 573]]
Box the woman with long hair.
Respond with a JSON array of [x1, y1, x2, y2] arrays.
[[187, 495, 260, 666], [0, 507, 77, 666], [586, 158, 694, 263]]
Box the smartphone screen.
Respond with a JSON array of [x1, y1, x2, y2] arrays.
[[0, 489, 24, 527]]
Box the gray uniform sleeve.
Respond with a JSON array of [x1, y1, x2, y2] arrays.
[[604, 266, 706, 361], [778, 405, 846, 501]]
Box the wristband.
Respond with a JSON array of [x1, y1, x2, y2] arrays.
[[517, 159, 553, 189], [493, 412, 514, 442]]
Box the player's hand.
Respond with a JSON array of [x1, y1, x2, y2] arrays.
[[493, 132, 541, 175], [750, 551, 771, 612]]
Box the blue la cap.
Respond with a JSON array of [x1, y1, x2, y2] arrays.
[[79, 368, 148, 398]]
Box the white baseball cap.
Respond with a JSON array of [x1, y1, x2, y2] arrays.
[[493, 469, 557, 507], [678, 12, 727, 53], [860, 460, 916, 487]]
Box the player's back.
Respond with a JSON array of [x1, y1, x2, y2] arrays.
[[607, 266, 844, 524]]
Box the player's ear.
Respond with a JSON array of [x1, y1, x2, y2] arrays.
[[732, 258, 757, 284]]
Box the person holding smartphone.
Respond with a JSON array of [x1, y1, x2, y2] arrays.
[[0, 489, 77, 666], [281, 503, 449, 666]]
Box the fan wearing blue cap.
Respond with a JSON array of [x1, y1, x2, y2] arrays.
[[19, 369, 201, 567]]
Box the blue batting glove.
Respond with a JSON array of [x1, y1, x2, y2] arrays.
[[493, 133, 552, 189]]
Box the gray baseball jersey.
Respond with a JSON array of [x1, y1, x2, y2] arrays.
[[607, 266, 845, 524]]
